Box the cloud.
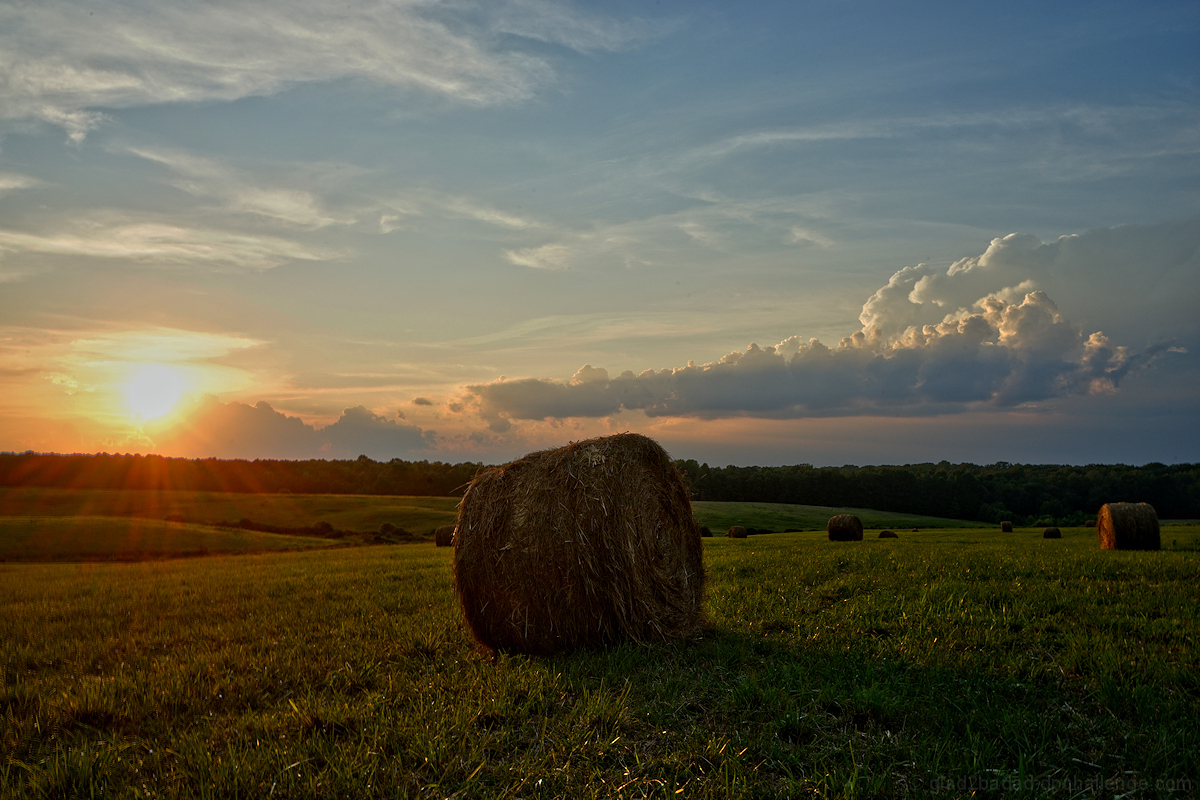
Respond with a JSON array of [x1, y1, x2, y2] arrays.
[[859, 216, 1200, 343], [0, 173, 40, 195], [504, 243, 572, 270], [489, 0, 663, 53], [319, 405, 437, 459], [458, 220, 1195, 426], [0, 219, 339, 272], [378, 191, 537, 233], [148, 397, 435, 460], [130, 148, 352, 229], [0, 0, 641, 139]]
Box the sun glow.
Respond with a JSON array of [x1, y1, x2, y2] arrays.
[[122, 364, 189, 421]]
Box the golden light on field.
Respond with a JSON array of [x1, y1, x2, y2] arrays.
[[121, 363, 190, 421]]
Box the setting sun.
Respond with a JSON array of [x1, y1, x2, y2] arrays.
[[122, 364, 188, 421]]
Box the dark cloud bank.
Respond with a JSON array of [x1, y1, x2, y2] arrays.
[[149, 398, 434, 461], [462, 218, 1198, 432]]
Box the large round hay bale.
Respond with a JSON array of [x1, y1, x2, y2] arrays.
[[453, 433, 706, 655], [827, 514, 863, 541], [878, 530, 898, 538], [699, 525, 712, 538], [726, 525, 747, 538], [434, 525, 455, 547], [1097, 503, 1160, 551], [1043, 526, 1061, 539], [1000, 521, 1013, 532], [1085, 519, 1096, 528]]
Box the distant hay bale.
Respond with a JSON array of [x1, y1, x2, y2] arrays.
[[699, 525, 712, 538], [1097, 503, 1160, 551], [1085, 519, 1096, 528], [434, 525, 455, 547], [827, 515, 863, 541], [726, 526, 747, 539], [1043, 526, 1061, 539], [910, 528, 919, 532], [1000, 521, 1013, 532], [878, 530, 898, 538], [453, 433, 706, 655]]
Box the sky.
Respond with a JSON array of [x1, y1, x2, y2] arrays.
[[1, 0, 1198, 468]]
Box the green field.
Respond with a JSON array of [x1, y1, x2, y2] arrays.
[[2, 511, 1198, 798], [691, 501, 973, 533], [0, 516, 339, 562], [0, 487, 461, 539]]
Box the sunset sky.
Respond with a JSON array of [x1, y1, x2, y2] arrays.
[[1, 0, 1198, 467]]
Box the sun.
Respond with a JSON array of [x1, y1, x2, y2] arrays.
[[122, 364, 188, 421]]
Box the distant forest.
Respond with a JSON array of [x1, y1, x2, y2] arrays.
[[2, 451, 1198, 525]]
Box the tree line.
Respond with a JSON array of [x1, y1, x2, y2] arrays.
[[674, 460, 1200, 525], [0, 452, 483, 497], [2, 451, 1198, 525]]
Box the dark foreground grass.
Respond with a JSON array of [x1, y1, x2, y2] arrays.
[[2, 528, 1198, 798], [0, 516, 338, 562]]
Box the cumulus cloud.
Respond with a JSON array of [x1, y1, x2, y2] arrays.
[[458, 220, 1196, 427], [148, 397, 435, 460], [0, 0, 646, 140]]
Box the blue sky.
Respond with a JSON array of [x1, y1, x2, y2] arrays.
[[0, 0, 1197, 466]]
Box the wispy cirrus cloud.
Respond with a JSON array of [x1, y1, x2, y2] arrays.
[[0, 172, 41, 195], [0, 219, 340, 272], [130, 148, 353, 229], [0, 0, 650, 141], [378, 191, 538, 233]]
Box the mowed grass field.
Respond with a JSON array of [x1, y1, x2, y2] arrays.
[[0, 516, 338, 562], [0, 488, 463, 539], [2, 500, 1198, 799]]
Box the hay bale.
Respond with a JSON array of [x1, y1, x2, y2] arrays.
[[434, 525, 455, 547], [827, 514, 863, 541], [1097, 503, 1160, 551], [1043, 526, 1061, 539], [1000, 521, 1013, 532], [1085, 519, 1096, 527], [726, 526, 747, 539], [878, 530, 897, 538], [453, 433, 706, 655], [910, 528, 919, 532], [699, 525, 712, 538]]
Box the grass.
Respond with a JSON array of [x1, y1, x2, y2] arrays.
[[0, 488, 461, 537], [0, 516, 338, 562], [691, 501, 972, 534], [2, 524, 1198, 798]]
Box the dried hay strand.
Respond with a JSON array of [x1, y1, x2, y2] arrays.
[[434, 525, 455, 547], [453, 433, 706, 655], [1097, 503, 1160, 551], [827, 514, 863, 541], [878, 530, 898, 538], [726, 526, 748, 539], [1000, 521, 1013, 532], [1043, 526, 1061, 539]]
